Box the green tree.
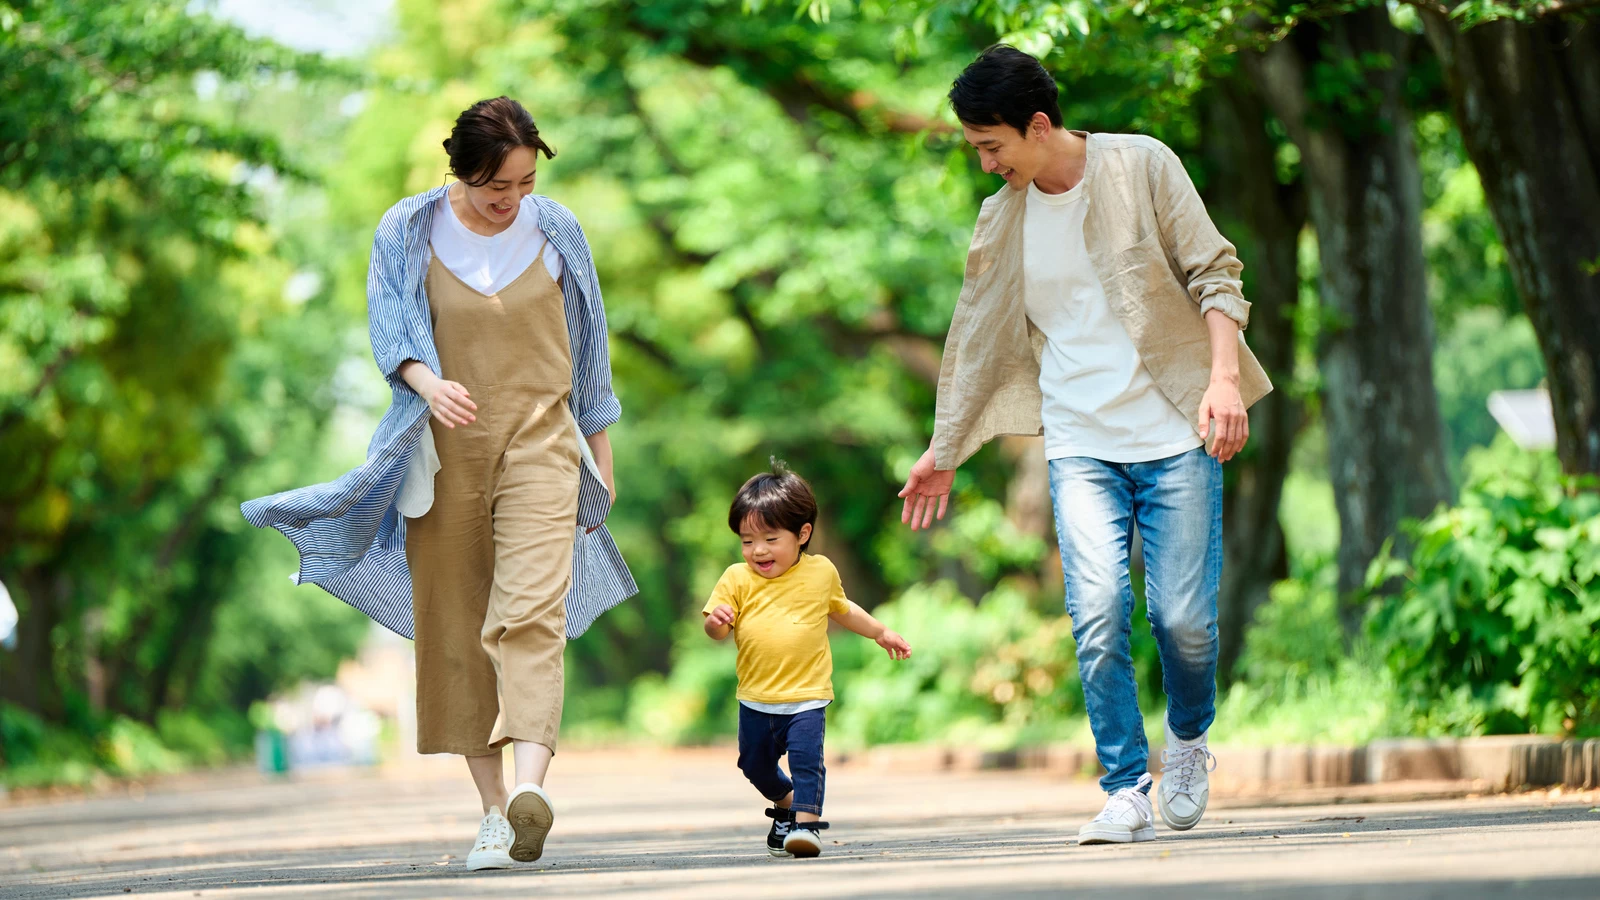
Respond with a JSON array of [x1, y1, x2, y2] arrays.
[[0, 0, 363, 733], [1411, 1, 1600, 475]]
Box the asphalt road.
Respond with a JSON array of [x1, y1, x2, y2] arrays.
[[3, 748, 1598, 899]]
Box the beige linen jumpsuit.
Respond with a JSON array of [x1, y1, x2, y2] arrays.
[[406, 245, 581, 757]]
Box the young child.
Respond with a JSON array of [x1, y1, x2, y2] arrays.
[[703, 466, 911, 859]]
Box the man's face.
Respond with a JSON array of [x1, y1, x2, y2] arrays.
[[962, 115, 1048, 188]]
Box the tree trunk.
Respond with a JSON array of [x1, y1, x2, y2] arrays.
[[0, 566, 69, 717], [1419, 10, 1600, 475], [1198, 75, 1308, 682], [1244, 8, 1453, 630]]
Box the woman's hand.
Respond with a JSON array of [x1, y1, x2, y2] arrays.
[[399, 361, 476, 428], [584, 429, 615, 534]]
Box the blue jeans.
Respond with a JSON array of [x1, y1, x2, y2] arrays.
[[737, 705, 827, 815], [1048, 447, 1222, 794]]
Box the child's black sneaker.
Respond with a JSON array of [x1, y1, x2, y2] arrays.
[[782, 820, 829, 858], [764, 807, 795, 858]]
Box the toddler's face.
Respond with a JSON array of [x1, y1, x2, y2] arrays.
[[738, 515, 812, 579]]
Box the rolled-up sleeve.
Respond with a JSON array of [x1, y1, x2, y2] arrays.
[[368, 207, 425, 386], [555, 212, 622, 435], [1150, 144, 1251, 329]]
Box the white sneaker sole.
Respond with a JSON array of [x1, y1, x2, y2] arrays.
[[466, 850, 515, 871], [1078, 825, 1156, 845], [1158, 792, 1207, 831], [768, 846, 794, 859], [506, 784, 554, 863]]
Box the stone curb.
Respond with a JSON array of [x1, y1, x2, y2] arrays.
[[832, 736, 1600, 792]]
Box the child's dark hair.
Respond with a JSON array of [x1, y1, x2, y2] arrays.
[[729, 460, 818, 551], [948, 45, 1063, 136], [443, 96, 556, 187]]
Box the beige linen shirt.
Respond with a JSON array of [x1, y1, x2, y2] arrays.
[[931, 132, 1273, 469]]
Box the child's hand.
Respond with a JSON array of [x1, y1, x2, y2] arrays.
[[705, 604, 736, 629], [876, 629, 911, 660]]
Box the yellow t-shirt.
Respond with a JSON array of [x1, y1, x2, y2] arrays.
[[701, 553, 852, 704]]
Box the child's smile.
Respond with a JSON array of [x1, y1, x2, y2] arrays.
[[739, 515, 812, 580]]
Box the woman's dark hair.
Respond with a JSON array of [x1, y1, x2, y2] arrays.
[[729, 460, 818, 551], [443, 96, 556, 187], [948, 45, 1063, 136]]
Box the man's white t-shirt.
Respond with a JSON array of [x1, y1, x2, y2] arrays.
[[1022, 179, 1203, 463], [429, 193, 562, 293]]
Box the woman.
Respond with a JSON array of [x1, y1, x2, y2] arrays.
[[242, 97, 636, 871]]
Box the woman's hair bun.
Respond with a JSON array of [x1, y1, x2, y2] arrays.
[[443, 97, 556, 186]]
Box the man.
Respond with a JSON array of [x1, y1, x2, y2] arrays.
[[898, 46, 1271, 844]]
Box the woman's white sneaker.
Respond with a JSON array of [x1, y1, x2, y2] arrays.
[[1158, 718, 1217, 831], [466, 806, 514, 871], [1078, 773, 1156, 844], [506, 782, 555, 862]]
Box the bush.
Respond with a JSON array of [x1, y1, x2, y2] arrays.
[[830, 580, 1084, 749], [1368, 437, 1600, 735], [1, 702, 256, 789]]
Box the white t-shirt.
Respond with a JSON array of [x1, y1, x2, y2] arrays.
[[1023, 179, 1203, 463], [429, 193, 562, 293]]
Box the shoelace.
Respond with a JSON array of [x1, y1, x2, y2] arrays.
[[765, 807, 793, 839], [474, 813, 510, 852], [1159, 743, 1218, 799], [1093, 773, 1153, 823]]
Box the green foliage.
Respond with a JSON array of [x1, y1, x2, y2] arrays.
[[1368, 437, 1600, 735], [830, 581, 1084, 749], [1416, 112, 1521, 328], [0, 701, 249, 788], [1432, 308, 1545, 479], [0, 0, 365, 757]]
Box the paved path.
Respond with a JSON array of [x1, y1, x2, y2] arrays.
[[3, 748, 1598, 899]]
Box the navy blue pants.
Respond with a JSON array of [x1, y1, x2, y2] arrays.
[[737, 705, 826, 816]]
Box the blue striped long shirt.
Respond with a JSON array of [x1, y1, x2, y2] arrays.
[[241, 187, 637, 639]]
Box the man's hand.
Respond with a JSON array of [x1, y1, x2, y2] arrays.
[[898, 446, 955, 531], [1197, 378, 1249, 462], [875, 629, 912, 660]]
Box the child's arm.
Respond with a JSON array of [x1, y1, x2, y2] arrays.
[[829, 601, 911, 660], [704, 604, 735, 640]]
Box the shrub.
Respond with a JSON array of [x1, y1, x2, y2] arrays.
[[1368, 437, 1600, 735]]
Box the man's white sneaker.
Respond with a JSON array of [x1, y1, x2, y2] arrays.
[[1158, 717, 1217, 831], [1077, 773, 1156, 844], [506, 782, 555, 862], [465, 806, 514, 871]]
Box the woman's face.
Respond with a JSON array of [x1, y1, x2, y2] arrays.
[[463, 145, 538, 225]]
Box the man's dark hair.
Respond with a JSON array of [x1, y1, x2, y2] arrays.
[[729, 460, 818, 551], [948, 45, 1063, 136], [443, 96, 556, 187]]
